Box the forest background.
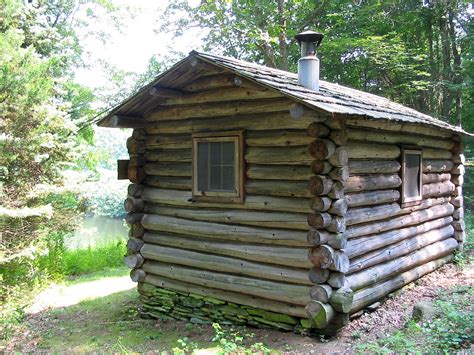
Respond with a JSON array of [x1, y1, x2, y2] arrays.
[[1, 0, 473, 337]]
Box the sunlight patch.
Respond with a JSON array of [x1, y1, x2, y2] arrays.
[[27, 276, 135, 314]]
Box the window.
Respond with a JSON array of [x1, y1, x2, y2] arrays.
[[192, 131, 244, 203], [401, 149, 423, 206]]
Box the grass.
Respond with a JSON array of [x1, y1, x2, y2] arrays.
[[63, 240, 126, 275], [355, 285, 474, 354]]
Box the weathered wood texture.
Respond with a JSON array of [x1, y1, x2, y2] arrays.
[[140, 246, 313, 285], [140, 277, 308, 318], [141, 261, 311, 305]]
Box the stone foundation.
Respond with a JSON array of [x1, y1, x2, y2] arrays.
[[138, 282, 314, 333]]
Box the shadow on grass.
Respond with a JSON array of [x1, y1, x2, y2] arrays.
[[12, 287, 203, 353]]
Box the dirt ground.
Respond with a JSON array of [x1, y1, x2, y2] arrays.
[[4, 262, 473, 353]]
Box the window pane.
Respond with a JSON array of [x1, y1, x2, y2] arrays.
[[222, 142, 235, 166], [210, 165, 221, 190], [210, 141, 221, 167], [222, 166, 235, 191], [197, 142, 209, 191], [404, 153, 421, 198]]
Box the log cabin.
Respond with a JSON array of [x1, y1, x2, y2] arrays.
[[98, 31, 470, 334]]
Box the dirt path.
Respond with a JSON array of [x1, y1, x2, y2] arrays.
[[5, 262, 473, 353]]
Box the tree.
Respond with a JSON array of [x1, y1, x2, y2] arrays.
[[159, 0, 473, 125]]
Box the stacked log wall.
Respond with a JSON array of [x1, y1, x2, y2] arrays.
[[340, 124, 460, 315], [123, 71, 323, 331]]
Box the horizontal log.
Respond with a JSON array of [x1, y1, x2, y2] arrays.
[[129, 155, 146, 167], [128, 165, 146, 184], [145, 205, 309, 230], [343, 128, 453, 149], [144, 163, 191, 177], [346, 216, 453, 259], [125, 212, 144, 225], [290, 103, 328, 122], [127, 137, 146, 154], [162, 87, 283, 105], [127, 237, 144, 253], [145, 149, 191, 162], [344, 174, 401, 193], [451, 175, 464, 186], [329, 287, 353, 313], [423, 148, 452, 160], [346, 201, 454, 239], [329, 199, 348, 216], [149, 86, 183, 99], [308, 267, 330, 284], [350, 255, 452, 313], [307, 229, 347, 250], [346, 190, 400, 208], [182, 74, 256, 92], [311, 160, 333, 175], [347, 238, 458, 291], [328, 272, 346, 288], [328, 130, 347, 145], [308, 139, 336, 160], [328, 147, 348, 167], [452, 154, 465, 164], [328, 216, 346, 234], [309, 196, 332, 212], [307, 212, 332, 229], [307, 123, 330, 137], [422, 173, 451, 184], [143, 232, 312, 268], [124, 197, 145, 213], [140, 246, 312, 285], [453, 220, 466, 231], [423, 159, 454, 173], [246, 147, 312, 165], [344, 118, 453, 138], [347, 142, 401, 159], [453, 186, 463, 197], [422, 181, 455, 198], [141, 275, 308, 318], [305, 301, 335, 329], [146, 111, 310, 134], [454, 231, 466, 242], [124, 253, 144, 268], [348, 224, 454, 274], [142, 261, 312, 305], [130, 268, 146, 282], [348, 160, 401, 174], [329, 167, 350, 182], [309, 245, 349, 272], [345, 202, 401, 226], [145, 134, 191, 150], [310, 284, 333, 302], [146, 98, 293, 121], [246, 130, 313, 147], [141, 215, 309, 246], [309, 175, 333, 196], [145, 176, 191, 190], [329, 182, 345, 199], [129, 223, 145, 238], [451, 196, 463, 208], [451, 164, 465, 175], [128, 184, 144, 198], [453, 207, 464, 220], [132, 129, 145, 140], [98, 114, 145, 128], [246, 165, 312, 181], [246, 180, 312, 198], [141, 188, 311, 213]]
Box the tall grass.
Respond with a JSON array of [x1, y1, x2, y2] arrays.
[[63, 240, 126, 275]]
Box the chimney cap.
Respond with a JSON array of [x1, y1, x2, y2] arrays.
[[294, 30, 324, 47]]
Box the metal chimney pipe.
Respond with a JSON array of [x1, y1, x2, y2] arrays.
[[294, 30, 324, 92]]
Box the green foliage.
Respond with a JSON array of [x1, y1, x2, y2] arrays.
[[161, 0, 473, 125], [356, 286, 474, 354], [211, 323, 271, 354], [63, 240, 126, 275]]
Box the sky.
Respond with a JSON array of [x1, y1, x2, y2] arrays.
[[75, 0, 203, 89]]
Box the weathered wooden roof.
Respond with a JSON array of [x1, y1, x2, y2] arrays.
[[98, 50, 470, 136]]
